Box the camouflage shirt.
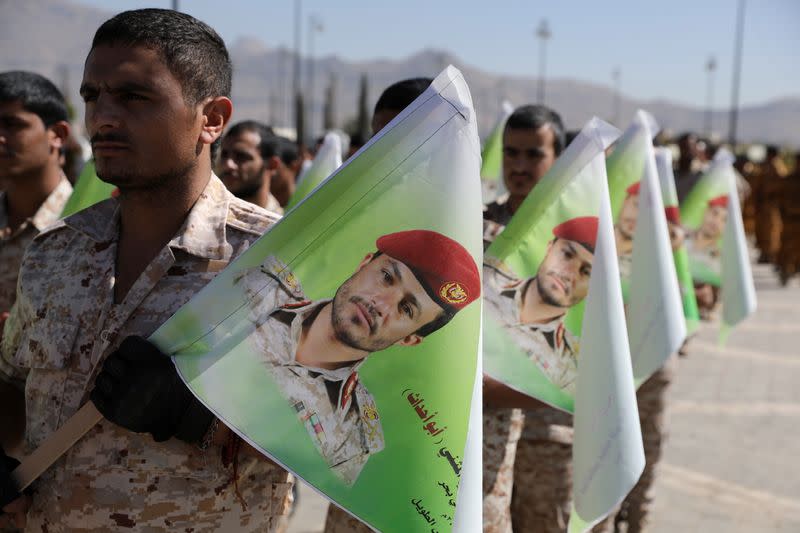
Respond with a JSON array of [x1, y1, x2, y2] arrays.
[[233, 257, 385, 486], [0, 176, 72, 312], [0, 175, 292, 532], [483, 263, 578, 394]]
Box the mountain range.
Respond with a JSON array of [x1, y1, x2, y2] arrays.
[[2, 0, 798, 147]]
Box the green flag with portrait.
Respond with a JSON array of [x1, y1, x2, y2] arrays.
[[148, 66, 483, 532], [482, 117, 644, 530]]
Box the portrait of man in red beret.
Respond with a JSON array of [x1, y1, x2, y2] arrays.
[[686, 195, 728, 316], [615, 181, 640, 280], [231, 229, 480, 485], [484, 216, 598, 394]]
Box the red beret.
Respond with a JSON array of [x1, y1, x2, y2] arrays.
[[376, 230, 480, 311], [626, 181, 641, 196], [708, 195, 729, 208], [552, 216, 599, 253], [664, 206, 681, 224]]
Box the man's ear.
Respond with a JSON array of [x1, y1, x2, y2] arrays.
[[267, 155, 281, 171], [356, 253, 374, 271], [48, 120, 70, 154], [199, 96, 233, 146], [394, 333, 423, 347]]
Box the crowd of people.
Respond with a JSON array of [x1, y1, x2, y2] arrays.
[[0, 7, 796, 533]]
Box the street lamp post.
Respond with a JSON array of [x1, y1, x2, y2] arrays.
[[306, 14, 324, 139], [728, 0, 746, 146], [536, 19, 551, 105], [293, 0, 304, 145], [705, 56, 717, 137]]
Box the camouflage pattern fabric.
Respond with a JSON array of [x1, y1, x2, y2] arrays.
[[0, 177, 72, 313], [482, 407, 524, 533], [0, 175, 293, 532], [612, 356, 676, 533]]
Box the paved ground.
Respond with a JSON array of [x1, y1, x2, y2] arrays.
[[287, 262, 800, 532]]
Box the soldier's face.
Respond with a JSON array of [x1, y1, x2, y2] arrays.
[[700, 205, 727, 240], [81, 45, 209, 190], [668, 221, 685, 251], [502, 125, 556, 199], [0, 100, 67, 184], [535, 238, 593, 308], [617, 193, 639, 239], [218, 130, 268, 198], [331, 253, 443, 352]]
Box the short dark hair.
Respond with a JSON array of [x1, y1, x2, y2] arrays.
[[504, 105, 566, 156], [0, 71, 68, 126], [368, 250, 455, 338], [276, 136, 300, 166], [373, 78, 432, 115], [225, 120, 279, 160], [90, 9, 231, 105]]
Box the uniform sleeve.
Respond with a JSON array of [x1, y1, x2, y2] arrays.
[[330, 452, 369, 487], [0, 297, 31, 390]]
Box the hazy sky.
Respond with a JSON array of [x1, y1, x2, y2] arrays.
[[78, 0, 799, 109]]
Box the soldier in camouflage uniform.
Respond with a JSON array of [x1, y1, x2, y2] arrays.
[[0, 9, 296, 532], [0, 71, 73, 473], [754, 146, 788, 264], [778, 163, 800, 285]]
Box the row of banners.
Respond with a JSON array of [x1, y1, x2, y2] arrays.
[[50, 66, 756, 532]]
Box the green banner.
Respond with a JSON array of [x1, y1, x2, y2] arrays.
[[60, 160, 117, 217], [149, 67, 483, 532], [286, 131, 343, 210]]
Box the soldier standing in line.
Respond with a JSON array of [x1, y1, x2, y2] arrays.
[[482, 104, 569, 533], [217, 120, 283, 215], [0, 9, 294, 531], [754, 146, 788, 264], [232, 231, 479, 487], [777, 158, 800, 285], [673, 132, 706, 205]]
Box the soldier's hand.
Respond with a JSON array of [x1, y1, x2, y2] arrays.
[[90, 336, 214, 443]]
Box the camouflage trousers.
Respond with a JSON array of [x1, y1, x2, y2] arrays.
[[777, 220, 800, 282], [613, 358, 676, 533], [755, 208, 782, 262], [511, 413, 613, 533]]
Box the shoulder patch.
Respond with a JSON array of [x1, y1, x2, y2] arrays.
[[354, 385, 384, 454], [227, 197, 281, 237], [259, 255, 305, 298]]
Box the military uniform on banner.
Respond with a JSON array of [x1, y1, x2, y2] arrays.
[[232, 257, 385, 487], [0, 175, 294, 532], [0, 176, 72, 312]]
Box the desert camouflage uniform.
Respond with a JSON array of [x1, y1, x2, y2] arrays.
[[0, 175, 294, 532], [754, 159, 788, 264], [0, 176, 72, 312], [613, 355, 676, 533], [233, 258, 385, 487], [265, 193, 284, 216], [777, 173, 800, 284]]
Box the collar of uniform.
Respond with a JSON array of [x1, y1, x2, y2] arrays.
[[0, 175, 72, 235], [167, 174, 232, 260], [30, 176, 72, 231], [286, 298, 366, 381], [510, 276, 566, 332]]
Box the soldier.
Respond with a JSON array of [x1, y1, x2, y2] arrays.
[[485, 217, 596, 395], [481, 104, 565, 533], [483, 105, 565, 242], [217, 120, 283, 214], [673, 132, 705, 204], [615, 181, 640, 281], [777, 160, 800, 285], [0, 9, 293, 531], [754, 146, 788, 264], [370, 77, 432, 136], [0, 71, 73, 460], [231, 230, 479, 488]]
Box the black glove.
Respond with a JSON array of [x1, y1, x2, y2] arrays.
[[91, 336, 214, 443], [0, 446, 21, 510]]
